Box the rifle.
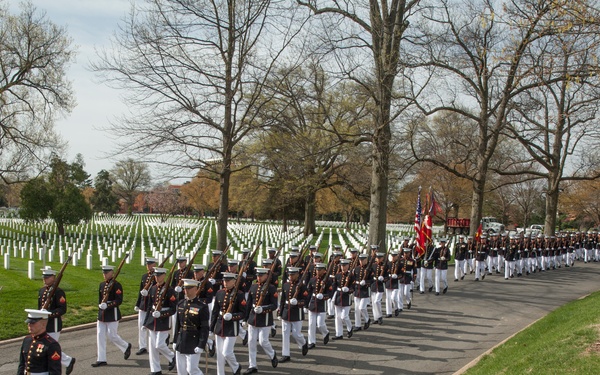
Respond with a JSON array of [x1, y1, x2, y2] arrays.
[[101, 252, 129, 304], [176, 240, 205, 288], [256, 246, 282, 306], [378, 244, 391, 278], [141, 251, 173, 293], [318, 253, 336, 294], [196, 244, 231, 297], [41, 255, 72, 310], [293, 241, 310, 267], [225, 241, 262, 313]]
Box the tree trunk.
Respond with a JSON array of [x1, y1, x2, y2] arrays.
[[56, 222, 65, 236], [469, 177, 486, 236], [303, 191, 316, 236], [217, 166, 231, 251], [544, 175, 560, 236]]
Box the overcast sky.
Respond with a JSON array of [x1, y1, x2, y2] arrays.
[[8, 0, 137, 179]]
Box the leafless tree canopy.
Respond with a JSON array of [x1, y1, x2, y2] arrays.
[[0, 2, 74, 183]]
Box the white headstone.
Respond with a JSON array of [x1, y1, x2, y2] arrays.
[[27, 260, 35, 280], [86, 253, 93, 270], [3, 253, 9, 270]]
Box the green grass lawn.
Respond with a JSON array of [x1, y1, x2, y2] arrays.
[[464, 291, 600, 375]]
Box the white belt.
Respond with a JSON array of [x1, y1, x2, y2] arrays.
[[29, 372, 49, 375]]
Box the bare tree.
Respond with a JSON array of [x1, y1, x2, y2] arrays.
[[147, 184, 181, 222], [111, 158, 151, 215], [408, 0, 591, 235], [296, 0, 421, 247], [0, 1, 74, 182], [93, 0, 305, 250]]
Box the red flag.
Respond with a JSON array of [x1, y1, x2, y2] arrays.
[[475, 223, 483, 243], [421, 214, 432, 248]]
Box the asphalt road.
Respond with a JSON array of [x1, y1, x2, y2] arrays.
[[1, 261, 599, 375]]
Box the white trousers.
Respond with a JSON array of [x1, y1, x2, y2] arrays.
[[353, 297, 370, 327], [138, 310, 149, 350], [47, 331, 72, 367], [215, 335, 239, 375], [475, 260, 486, 280], [455, 260, 466, 280], [435, 269, 447, 293], [96, 321, 128, 362], [399, 284, 411, 309], [148, 330, 174, 373], [176, 350, 203, 375], [334, 306, 352, 336], [281, 320, 306, 356], [371, 292, 383, 320], [308, 311, 328, 344], [505, 260, 515, 278], [247, 325, 275, 369], [419, 268, 433, 292], [385, 288, 400, 314]]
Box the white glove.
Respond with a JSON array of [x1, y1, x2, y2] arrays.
[[134, 306, 140, 312], [316, 293, 323, 300], [140, 289, 149, 297], [172, 343, 177, 351], [209, 278, 216, 284], [378, 276, 384, 282], [223, 312, 232, 321], [242, 321, 248, 329], [360, 280, 366, 286], [342, 286, 349, 293], [303, 308, 308, 314], [391, 274, 398, 279], [194, 347, 203, 354], [441, 257, 446, 261], [290, 298, 298, 305], [242, 272, 247, 278], [175, 286, 182, 293], [99, 303, 107, 310], [152, 311, 161, 318], [254, 306, 263, 314]]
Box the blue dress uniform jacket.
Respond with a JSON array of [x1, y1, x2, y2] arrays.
[[195, 277, 215, 304], [207, 261, 228, 293], [333, 271, 354, 306], [386, 260, 401, 289], [455, 243, 467, 261], [135, 271, 155, 311], [18, 332, 62, 375], [98, 279, 123, 322], [476, 244, 488, 262], [174, 297, 210, 354], [279, 280, 308, 322], [307, 276, 334, 312], [246, 282, 278, 327], [434, 247, 450, 270], [38, 286, 67, 333], [400, 257, 417, 284], [210, 288, 246, 337], [353, 265, 373, 298], [371, 262, 388, 293], [144, 283, 177, 331]]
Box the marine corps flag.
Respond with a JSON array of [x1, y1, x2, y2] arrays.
[[475, 223, 483, 243]]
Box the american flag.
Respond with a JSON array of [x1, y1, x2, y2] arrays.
[[414, 187, 423, 254]]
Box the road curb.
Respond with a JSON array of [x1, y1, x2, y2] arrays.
[[0, 314, 138, 347]]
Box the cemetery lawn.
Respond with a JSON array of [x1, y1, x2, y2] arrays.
[[0, 257, 147, 341], [464, 290, 600, 375]]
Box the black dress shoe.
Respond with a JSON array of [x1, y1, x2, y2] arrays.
[[408, 301, 412, 309], [394, 309, 400, 316], [482, 274, 485, 280], [428, 286, 433, 292], [242, 334, 248, 346], [271, 353, 278, 368], [168, 357, 176, 371], [66, 357, 76, 375], [136, 348, 148, 355], [208, 342, 215, 357], [243, 368, 258, 375], [302, 342, 309, 356], [280, 355, 291, 363], [331, 335, 343, 340], [454, 279, 458, 282], [363, 319, 370, 330], [378, 317, 383, 325], [234, 365, 242, 375], [149, 372, 162, 375], [435, 292, 440, 295], [443, 286, 448, 294], [124, 343, 132, 360], [353, 326, 362, 332], [347, 329, 353, 338], [419, 291, 424, 294], [461, 275, 465, 280], [271, 327, 277, 338], [385, 314, 392, 318], [327, 315, 335, 319], [323, 332, 330, 345], [307, 343, 316, 349], [91, 361, 107, 367]]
